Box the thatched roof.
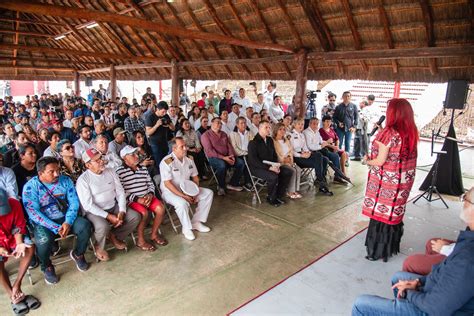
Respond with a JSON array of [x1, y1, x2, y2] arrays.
[[0, 0, 472, 82]]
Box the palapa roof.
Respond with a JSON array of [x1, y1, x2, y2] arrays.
[[0, 0, 472, 82]]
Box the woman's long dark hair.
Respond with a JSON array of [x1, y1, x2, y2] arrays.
[[130, 130, 152, 155]]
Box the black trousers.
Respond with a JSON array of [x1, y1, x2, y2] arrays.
[[294, 152, 328, 182], [251, 167, 292, 201]]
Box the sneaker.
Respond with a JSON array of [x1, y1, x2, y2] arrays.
[[217, 188, 226, 196], [226, 184, 243, 192], [243, 183, 253, 191], [182, 229, 196, 241], [319, 186, 334, 196], [70, 250, 90, 272], [44, 265, 59, 285], [266, 197, 282, 207], [29, 254, 39, 269], [192, 222, 211, 233], [351, 157, 362, 161], [345, 161, 349, 167]]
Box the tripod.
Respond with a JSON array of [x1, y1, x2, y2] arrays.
[[413, 152, 449, 208]]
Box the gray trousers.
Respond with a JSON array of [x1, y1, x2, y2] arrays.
[[353, 128, 369, 158], [85, 203, 141, 249]]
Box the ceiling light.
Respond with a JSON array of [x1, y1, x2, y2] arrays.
[[54, 35, 66, 40], [86, 22, 99, 29]]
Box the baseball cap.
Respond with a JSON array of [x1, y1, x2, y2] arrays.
[[120, 145, 138, 159], [82, 148, 101, 163], [113, 127, 126, 138], [0, 189, 12, 216], [51, 118, 62, 125]]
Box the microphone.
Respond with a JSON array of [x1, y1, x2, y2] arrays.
[[368, 115, 385, 136]]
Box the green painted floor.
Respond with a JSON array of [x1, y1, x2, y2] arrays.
[[2, 161, 472, 315]]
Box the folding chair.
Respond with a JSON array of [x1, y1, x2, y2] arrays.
[[300, 168, 316, 190], [204, 151, 220, 190], [243, 156, 267, 204]]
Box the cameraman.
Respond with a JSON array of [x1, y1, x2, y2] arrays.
[[145, 101, 175, 172]]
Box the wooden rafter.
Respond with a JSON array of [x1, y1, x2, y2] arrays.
[[419, 0, 438, 75], [0, 43, 165, 62], [341, 0, 368, 72], [0, 1, 293, 53], [376, 0, 398, 74], [183, 0, 234, 77], [0, 55, 105, 65], [12, 11, 20, 73], [201, 0, 252, 77], [0, 16, 65, 27], [0, 28, 52, 37], [226, 0, 271, 77], [297, 0, 333, 52], [246, 0, 292, 78]]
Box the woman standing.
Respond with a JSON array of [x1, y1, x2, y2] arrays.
[[273, 123, 302, 199], [362, 99, 418, 262]]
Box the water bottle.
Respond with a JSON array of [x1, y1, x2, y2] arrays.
[[252, 193, 257, 205]]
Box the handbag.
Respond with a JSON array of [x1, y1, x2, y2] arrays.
[[39, 181, 69, 214]]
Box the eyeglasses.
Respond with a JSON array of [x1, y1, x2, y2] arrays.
[[460, 193, 473, 205], [329, 99, 336, 102], [63, 145, 73, 151]]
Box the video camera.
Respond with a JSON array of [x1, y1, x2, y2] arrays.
[[306, 90, 321, 100]]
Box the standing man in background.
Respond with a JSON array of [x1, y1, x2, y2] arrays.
[[333, 91, 358, 162]]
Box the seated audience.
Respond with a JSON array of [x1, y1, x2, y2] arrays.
[[219, 110, 233, 135], [187, 105, 200, 127], [116, 146, 167, 251], [304, 117, 350, 184], [124, 106, 145, 136], [12, 144, 38, 196], [93, 134, 122, 169], [0, 156, 18, 198], [229, 117, 254, 190], [23, 157, 91, 284], [352, 187, 474, 316], [402, 237, 456, 276], [0, 189, 38, 314], [319, 115, 349, 175], [42, 131, 61, 159], [4, 132, 28, 168], [108, 127, 127, 156], [76, 148, 140, 262], [175, 119, 207, 179], [196, 116, 210, 139], [51, 119, 76, 143], [129, 130, 157, 178], [35, 128, 50, 157], [248, 112, 261, 135], [269, 95, 284, 123], [159, 137, 214, 241], [247, 121, 292, 207], [57, 140, 85, 184], [73, 125, 93, 160], [273, 123, 302, 199], [291, 119, 333, 196], [201, 118, 245, 196]]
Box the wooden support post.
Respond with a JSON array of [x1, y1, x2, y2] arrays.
[[294, 49, 308, 119], [171, 59, 179, 107], [110, 64, 117, 101], [74, 71, 80, 97]]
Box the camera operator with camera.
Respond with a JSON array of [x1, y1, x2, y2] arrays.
[[145, 101, 175, 172]]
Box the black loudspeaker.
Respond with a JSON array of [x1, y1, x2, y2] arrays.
[[444, 79, 469, 109], [85, 77, 93, 87]]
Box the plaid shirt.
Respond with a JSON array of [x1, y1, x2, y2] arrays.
[[124, 116, 145, 134]]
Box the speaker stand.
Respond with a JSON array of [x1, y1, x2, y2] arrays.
[[413, 152, 449, 208]]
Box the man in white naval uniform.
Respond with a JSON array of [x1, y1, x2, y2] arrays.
[[159, 137, 214, 241]]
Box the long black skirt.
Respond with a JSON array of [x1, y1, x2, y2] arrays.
[[364, 219, 404, 261]]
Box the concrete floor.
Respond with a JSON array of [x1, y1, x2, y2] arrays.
[[2, 146, 473, 315]]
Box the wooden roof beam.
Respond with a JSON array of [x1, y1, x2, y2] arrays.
[[246, 0, 292, 78], [0, 1, 293, 53], [226, 0, 271, 77], [201, 0, 252, 77], [183, 1, 234, 77], [0, 16, 65, 27], [0, 43, 165, 62], [0, 28, 53, 37], [341, 0, 368, 72], [0, 65, 74, 71], [376, 0, 398, 74], [297, 0, 334, 52], [419, 0, 438, 75]]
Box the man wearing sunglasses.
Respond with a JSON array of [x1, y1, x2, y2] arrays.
[[353, 187, 474, 315]]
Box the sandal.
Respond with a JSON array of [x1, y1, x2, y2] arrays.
[[11, 301, 28, 315], [287, 193, 299, 199], [11, 290, 25, 305], [136, 242, 156, 252], [294, 192, 303, 199], [151, 236, 168, 246], [24, 295, 41, 310]]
